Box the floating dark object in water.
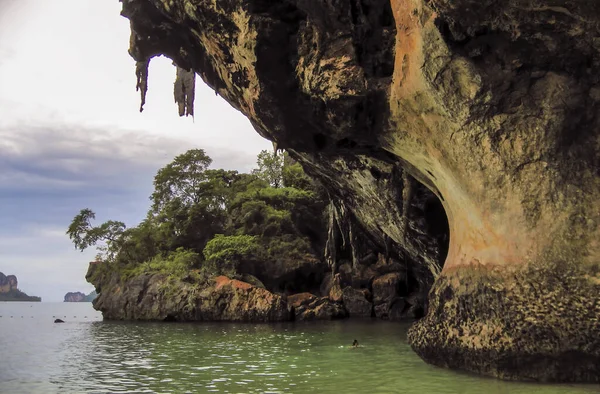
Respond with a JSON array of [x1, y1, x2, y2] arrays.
[[54, 319, 65, 323]]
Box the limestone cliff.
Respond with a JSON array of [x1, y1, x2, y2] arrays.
[[64, 291, 97, 302], [120, 0, 600, 382], [0, 272, 41, 302], [0, 272, 18, 293]]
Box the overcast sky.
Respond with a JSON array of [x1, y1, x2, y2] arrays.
[[0, 0, 271, 301]]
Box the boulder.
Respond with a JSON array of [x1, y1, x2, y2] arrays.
[[372, 273, 401, 306], [196, 276, 291, 322], [287, 292, 317, 309], [342, 287, 372, 317], [294, 296, 347, 321], [372, 273, 403, 319]]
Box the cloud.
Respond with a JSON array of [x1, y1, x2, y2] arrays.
[[0, 123, 265, 301], [0, 0, 273, 302], [0, 123, 263, 232], [0, 123, 261, 193]]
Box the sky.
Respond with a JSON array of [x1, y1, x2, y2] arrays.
[[0, 0, 271, 301]]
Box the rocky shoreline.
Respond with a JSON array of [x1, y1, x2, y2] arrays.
[[87, 260, 424, 323]]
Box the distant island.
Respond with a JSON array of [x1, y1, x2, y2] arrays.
[[0, 272, 41, 302], [64, 290, 97, 302]]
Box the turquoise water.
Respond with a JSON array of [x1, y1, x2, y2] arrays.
[[0, 302, 597, 393]]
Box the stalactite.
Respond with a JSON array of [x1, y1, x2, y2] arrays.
[[174, 66, 196, 117], [324, 200, 338, 273], [135, 59, 150, 113], [333, 202, 346, 248], [348, 221, 359, 271]]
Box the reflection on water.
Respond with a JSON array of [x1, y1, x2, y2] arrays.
[[0, 302, 597, 393]]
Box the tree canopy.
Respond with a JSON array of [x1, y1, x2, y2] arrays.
[[68, 148, 325, 288]]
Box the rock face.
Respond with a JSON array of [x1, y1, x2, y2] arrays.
[[88, 264, 290, 322], [287, 292, 347, 320], [0, 272, 41, 302], [342, 287, 372, 317], [0, 272, 18, 293], [121, 0, 600, 382], [64, 291, 97, 302], [64, 292, 86, 302]]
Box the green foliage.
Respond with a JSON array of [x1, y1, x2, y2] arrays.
[[282, 155, 313, 190], [264, 235, 314, 262], [203, 234, 261, 275], [71, 148, 325, 290], [0, 289, 41, 302], [66, 209, 126, 259], [122, 248, 202, 280], [253, 150, 283, 188], [151, 149, 213, 213]]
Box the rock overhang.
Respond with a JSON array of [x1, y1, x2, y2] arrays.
[[118, 0, 600, 382]]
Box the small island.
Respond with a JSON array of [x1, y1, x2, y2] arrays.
[[64, 291, 97, 302], [0, 272, 41, 302]]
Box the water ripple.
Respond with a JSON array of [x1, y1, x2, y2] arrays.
[[1, 302, 599, 393]]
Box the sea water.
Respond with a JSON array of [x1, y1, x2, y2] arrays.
[[0, 302, 597, 393]]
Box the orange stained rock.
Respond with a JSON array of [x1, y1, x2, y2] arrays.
[[287, 292, 317, 308], [214, 276, 253, 291], [391, 0, 428, 98]]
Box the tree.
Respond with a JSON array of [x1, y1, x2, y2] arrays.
[[150, 149, 213, 213], [253, 150, 283, 188], [282, 153, 313, 190], [66, 208, 126, 258]]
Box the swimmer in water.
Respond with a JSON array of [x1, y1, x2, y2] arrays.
[[352, 339, 359, 348]]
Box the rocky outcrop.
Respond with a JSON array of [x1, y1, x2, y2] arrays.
[[120, 0, 600, 382], [64, 292, 86, 302], [0, 272, 40, 301], [0, 272, 18, 293], [64, 291, 97, 302], [89, 266, 290, 322], [341, 287, 372, 317]]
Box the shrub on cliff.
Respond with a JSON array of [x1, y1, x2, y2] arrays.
[[122, 248, 202, 280], [203, 234, 262, 277]]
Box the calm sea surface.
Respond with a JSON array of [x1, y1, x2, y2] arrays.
[[0, 302, 597, 394]]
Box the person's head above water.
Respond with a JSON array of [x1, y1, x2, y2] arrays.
[[352, 339, 359, 347]]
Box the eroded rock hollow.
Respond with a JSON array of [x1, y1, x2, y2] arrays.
[[120, 0, 600, 382]]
